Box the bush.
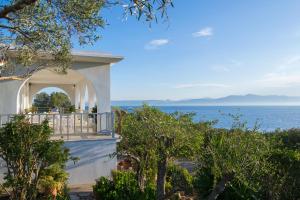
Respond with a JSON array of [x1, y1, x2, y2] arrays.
[[93, 171, 156, 200], [0, 116, 70, 200], [166, 164, 194, 195]]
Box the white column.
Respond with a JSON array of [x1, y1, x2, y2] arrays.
[[76, 65, 111, 133], [25, 82, 30, 109], [79, 81, 86, 112], [87, 81, 96, 111], [75, 84, 81, 110]]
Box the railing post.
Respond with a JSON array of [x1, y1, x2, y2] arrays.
[[111, 112, 115, 138], [87, 113, 89, 134], [74, 113, 76, 134], [99, 113, 102, 133], [60, 114, 62, 137], [94, 113, 97, 133], [67, 114, 69, 140], [38, 114, 41, 124], [80, 113, 83, 134], [53, 114, 55, 134], [106, 112, 109, 131]]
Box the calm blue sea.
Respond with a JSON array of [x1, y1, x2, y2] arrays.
[[120, 106, 300, 132]]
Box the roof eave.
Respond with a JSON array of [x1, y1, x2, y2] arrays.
[[71, 54, 123, 64], [6, 50, 124, 64]]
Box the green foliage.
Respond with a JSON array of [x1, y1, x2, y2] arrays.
[[0, 115, 70, 200], [93, 170, 155, 200], [118, 105, 202, 199], [50, 92, 72, 110], [194, 128, 274, 199], [166, 164, 193, 195], [33, 92, 74, 113], [91, 105, 97, 113], [116, 107, 300, 199], [0, 0, 173, 72], [33, 92, 51, 109], [38, 164, 69, 195], [193, 167, 214, 198], [267, 129, 300, 200]]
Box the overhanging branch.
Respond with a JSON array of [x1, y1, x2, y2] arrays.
[[0, 0, 37, 19]]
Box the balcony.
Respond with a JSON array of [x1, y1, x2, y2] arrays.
[[0, 112, 115, 140]]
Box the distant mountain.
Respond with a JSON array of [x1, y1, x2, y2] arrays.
[[112, 94, 300, 106]]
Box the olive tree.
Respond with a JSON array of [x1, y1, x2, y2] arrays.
[[118, 105, 202, 200], [195, 128, 274, 200], [0, 0, 174, 74]]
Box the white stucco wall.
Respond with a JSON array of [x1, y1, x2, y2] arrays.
[[64, 139, 117, 185], [0, 79, 25, 114], [0, 63, 111, 116], [76, 65, 111, 113], [0, 139, 117, 186]]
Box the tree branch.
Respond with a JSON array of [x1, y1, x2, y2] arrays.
[[0, 24, 33, 41], [207, 172, 235, 200], [0, 0, 37, 19]]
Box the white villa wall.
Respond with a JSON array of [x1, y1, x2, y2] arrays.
[[65, 139, 117, 185], [0, 64, 111, 116], [76, 65, 111, 113], [0, 79, 25, 114], [0, 139, 117, 185]]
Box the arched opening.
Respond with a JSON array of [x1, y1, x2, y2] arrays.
[[17, 68, 98, 114], [14, 67, 112, 136], [32, 87, 73, 113]]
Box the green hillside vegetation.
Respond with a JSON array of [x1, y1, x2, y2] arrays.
[[94, 105, 300, 200]]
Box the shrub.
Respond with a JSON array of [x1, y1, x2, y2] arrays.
[[0, 116, 70, 200], [143, 183, 156, 200], [93, 171, 156, 200], [93, 177, 116, 200], [166, 164, 194, 195]]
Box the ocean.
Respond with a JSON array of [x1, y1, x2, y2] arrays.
[[119, 106, 300, 132]]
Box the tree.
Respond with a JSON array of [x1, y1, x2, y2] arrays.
[[50, 92, 71, 109], [0, 0, 174, 74], [0, 115, 70, 200], [32, 92, 51, 109], [33, 91, 72, 112], [118, 105, 202, 200], [194, 128, 275, 200]]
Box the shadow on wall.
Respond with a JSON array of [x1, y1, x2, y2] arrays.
[[65, 140, 116, 170]]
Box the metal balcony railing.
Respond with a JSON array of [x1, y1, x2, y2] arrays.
[[0, 112, 115, 139]]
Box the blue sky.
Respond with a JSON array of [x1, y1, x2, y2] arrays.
[[71, 0, 300, 100]]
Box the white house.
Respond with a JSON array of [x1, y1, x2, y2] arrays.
[[0, 51, 123, 185]]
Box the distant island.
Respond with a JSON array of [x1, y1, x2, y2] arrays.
[[112, 94, 300, 106]]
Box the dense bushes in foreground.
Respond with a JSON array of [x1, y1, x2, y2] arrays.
[[0, 116, 71, 200], [99, 105, 299, 200], [93, 171, 155, 200]]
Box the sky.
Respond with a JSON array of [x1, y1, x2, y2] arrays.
[[70, 0, 300, 100]]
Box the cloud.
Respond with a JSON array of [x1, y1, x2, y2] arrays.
[[174, 83, 230, 89], [193, 27, 213, 37], [255, 73, 300, 88], [211, 59, 242, 72], [278, 55, 300, 71], [211, 65, 230, 72], [145, 39, 169, 50], [253, 55, 300, 89]]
